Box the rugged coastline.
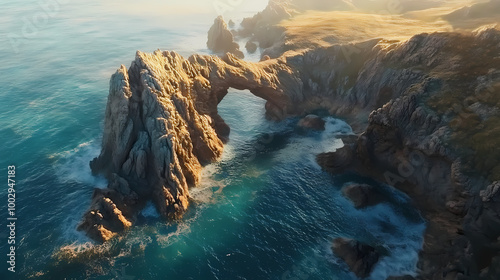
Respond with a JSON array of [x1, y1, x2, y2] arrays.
[[80, 1, 500, 279]]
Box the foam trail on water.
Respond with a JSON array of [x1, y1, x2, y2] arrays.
[[190, 163, 228, 204], [51, 139, 109, 245], [53, 139, 107, 188], [355, 202, 425, 279], [273, 117, 350, 168]]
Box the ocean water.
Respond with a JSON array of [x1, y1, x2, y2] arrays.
[[0, 1, 425, 279]]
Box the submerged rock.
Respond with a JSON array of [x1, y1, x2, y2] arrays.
[[332, 238, 380, 279], [316, 145, 355, 173], [341, 183, 385, 209], [297, 114, 325, 130], [245, 41, 258, 54], [207, 16, 244, 59]]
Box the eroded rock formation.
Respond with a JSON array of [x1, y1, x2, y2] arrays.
[[207, 16, 244, 59], [245, 41, 258, 54]]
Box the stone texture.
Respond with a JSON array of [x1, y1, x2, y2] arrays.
[[317, 27, 500, 280], [316, 141, 356, 174]]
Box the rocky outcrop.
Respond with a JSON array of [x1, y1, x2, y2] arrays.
[[239, 0, 295, 38], [332, 238, 381, 279], [207, 16, 244, 59], [82, 33, 393, 242], [297, 114, 325, 130], [237, 0, 294, 54], [317, 138, 357, 173], [341, 183, 385, 209], [234, 0, 449, 58], [245, 41, 258, 54], [77, 174, 137, 242]]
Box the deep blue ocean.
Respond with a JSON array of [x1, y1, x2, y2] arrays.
[[0, 1, 425, 279]]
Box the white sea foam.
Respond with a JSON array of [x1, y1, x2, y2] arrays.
[[49, 139, 110, 246], [272, 117, 350, 167], [355, 202, 425, 279], [156, 218, 196, 247], [53, 139, 107, 188], [191, 163, 228, 204], [220, 142, 237, 162]]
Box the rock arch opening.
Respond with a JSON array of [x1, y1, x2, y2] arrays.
[[79, 50, 303, 242]]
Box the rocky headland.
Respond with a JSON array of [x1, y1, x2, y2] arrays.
[[81, 1, 500, 279]]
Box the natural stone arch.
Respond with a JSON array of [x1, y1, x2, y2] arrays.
[[79, 50, 303, 242]]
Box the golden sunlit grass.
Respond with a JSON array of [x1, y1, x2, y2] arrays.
[[406, 3, 500, 30], [402, 0, 475, 21], [279, 10, 454, 50]]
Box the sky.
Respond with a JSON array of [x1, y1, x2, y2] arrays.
[[109, 0, 270, 17]]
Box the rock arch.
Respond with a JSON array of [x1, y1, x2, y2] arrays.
[[79, 50, 303, 242]]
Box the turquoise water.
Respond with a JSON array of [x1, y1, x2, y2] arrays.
[[0, 1, 425, 279]]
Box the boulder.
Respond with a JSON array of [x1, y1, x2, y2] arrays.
[[316, 144, 355, 173], [332, 238, 380, 279], [245, 41, 258, 53], [297, 114, 325, 130], [341, 183, 385, 209]]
